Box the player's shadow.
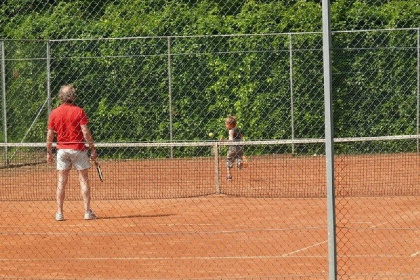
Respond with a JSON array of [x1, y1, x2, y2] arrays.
[[99, 213, 174, 220]]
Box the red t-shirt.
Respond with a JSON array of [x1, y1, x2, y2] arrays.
[[48, 103, 88, 150]]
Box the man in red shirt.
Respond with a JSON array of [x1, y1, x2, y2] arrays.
[[46, 84, 98, 221]]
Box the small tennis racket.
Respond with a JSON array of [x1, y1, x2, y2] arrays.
[[93, 160, 104, 182]]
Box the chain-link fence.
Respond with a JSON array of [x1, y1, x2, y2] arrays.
[[1, 0, 419, 39], [1, 1, 420, 279]]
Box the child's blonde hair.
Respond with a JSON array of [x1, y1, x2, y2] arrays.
[[225, 116, 237, 126]]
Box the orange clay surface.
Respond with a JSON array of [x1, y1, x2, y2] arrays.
[[0, 153, 419, 279]]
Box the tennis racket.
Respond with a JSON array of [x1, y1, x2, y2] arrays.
[[93, 160, 104, 182]]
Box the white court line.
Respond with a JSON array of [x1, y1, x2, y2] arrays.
[[368, 214, 416, 228], [363, 211, 419, 258], [0, 253, 410, 262], [370, 221, 389, 228], [282, 240, 328, 257], [0, 226, 326, 236], [0, 236, 329, 262], [0, 254, 327, 262], [411, 251, 420, 257], [369, 210, 419, 229]]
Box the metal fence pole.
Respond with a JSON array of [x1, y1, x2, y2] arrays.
[[322, 1, 337, 279], [47, 40, 51, 115], [167, 36, 174, 158], [289, 33, 295, 155], [1, 41, 8, 165], [417, 28, 419, 151]]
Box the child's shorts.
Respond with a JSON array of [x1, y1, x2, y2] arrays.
[[227, 146, 243, 168]]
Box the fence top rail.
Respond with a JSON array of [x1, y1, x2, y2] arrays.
[[1, 135, 419, 148], [1, 27, 418, 43]]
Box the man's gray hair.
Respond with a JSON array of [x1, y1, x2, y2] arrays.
[[58, 84, 77, 103]]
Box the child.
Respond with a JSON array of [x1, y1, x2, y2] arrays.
[[223, 116, 244, 180]]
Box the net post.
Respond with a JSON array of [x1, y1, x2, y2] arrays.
[[214, 142, 220, 194]]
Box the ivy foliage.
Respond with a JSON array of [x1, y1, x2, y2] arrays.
[[0, 1, 419, 156]]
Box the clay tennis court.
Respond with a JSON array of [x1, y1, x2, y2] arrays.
[[1, 153, 419, 278]]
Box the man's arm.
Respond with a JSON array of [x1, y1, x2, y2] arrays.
[[81, 124, 98, 160], [46, 129, 54, 163]]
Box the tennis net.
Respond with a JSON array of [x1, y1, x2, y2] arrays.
[[1, 136, 419, 201]]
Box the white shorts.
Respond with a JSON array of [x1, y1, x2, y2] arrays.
[[56, 149, 91, 171]]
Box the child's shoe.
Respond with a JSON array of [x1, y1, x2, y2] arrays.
[[237, 161, 243, 170]]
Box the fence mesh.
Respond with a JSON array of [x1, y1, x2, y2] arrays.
[[1, 1, 420, 279]]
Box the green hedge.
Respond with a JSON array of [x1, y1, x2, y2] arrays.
[[0, 1, 419, 156]]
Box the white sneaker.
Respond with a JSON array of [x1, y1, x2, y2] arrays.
[[237, 161, 243, 170], [84, 210, 97, 220], [55, 212, 64, 221]]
